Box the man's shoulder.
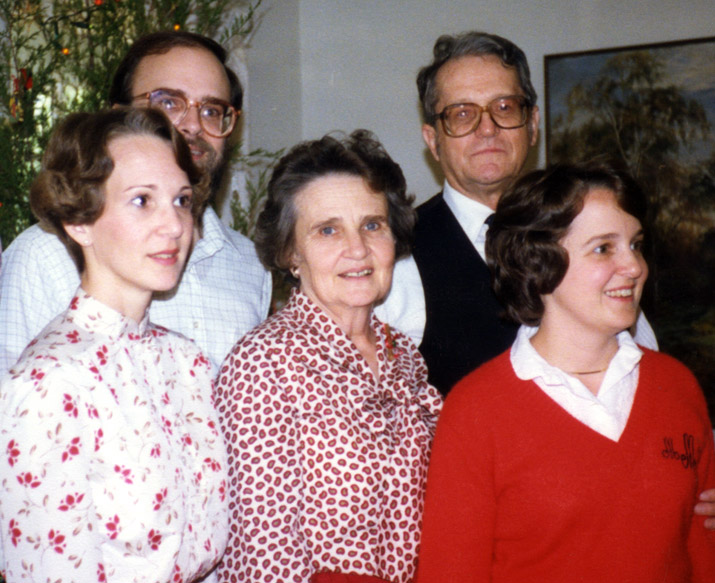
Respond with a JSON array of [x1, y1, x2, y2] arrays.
[[415, 192, 445, 217], [4, 224, 68, 259], [2, 225, 76, 282], [200, 207, 262, 262], [220, 223, 259, 254]]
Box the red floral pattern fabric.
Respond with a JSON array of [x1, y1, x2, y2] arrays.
[[0, 291, 228, 582], [215, 290, 442, 583]]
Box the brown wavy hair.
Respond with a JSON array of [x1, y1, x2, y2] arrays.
[[486, 161, 648, 326]]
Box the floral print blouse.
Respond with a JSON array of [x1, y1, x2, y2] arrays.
[[0, 291, 228, 583], [215, 290, 443, 583]]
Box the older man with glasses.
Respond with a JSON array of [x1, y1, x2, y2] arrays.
[[377, 29, 715, 530], [0, 31, 271, 374], [377, 31, 657, 396]]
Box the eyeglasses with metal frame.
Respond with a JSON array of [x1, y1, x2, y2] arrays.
[[133, 88, 240, 138], [437, 95, 529, 137]]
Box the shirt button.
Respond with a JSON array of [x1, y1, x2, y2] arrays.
[[194, 321, 200, 329]]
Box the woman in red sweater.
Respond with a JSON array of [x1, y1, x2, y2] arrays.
[[416, 162, 715, 583]]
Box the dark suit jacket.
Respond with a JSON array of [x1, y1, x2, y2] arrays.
[[412, 193, 518, 396]]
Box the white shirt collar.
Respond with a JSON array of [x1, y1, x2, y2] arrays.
[[442, 181, 493, 255], [511, 325, 643, 441]]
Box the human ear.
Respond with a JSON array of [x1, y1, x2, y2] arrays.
[[422, 123, 440, 162], [528, 106, 540, 147], [63, 223, 93, 247]]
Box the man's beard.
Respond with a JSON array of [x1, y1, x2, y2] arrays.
[[186, 136, 227, 193]]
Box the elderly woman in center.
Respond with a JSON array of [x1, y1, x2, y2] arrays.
[[215, 130, 443, 583]]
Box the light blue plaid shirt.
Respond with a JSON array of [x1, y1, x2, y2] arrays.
[[0, 207, 271, 374]]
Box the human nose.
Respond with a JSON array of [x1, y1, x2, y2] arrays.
[[344, 229, 369, 258], [176, 103, 202, 137], [620, 248, 646, 279], [474, 107, 498, 137], [156, 203, 186, 239]]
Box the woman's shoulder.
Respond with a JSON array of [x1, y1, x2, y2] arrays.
[[1, 321, 98, 412], [640, 348, 699, 384], [444, 350, 516, 407], [639, 348, 705, 401], [457, 349, 515, 387], [8, 310, 98, 374], [227, 305, 314, 357]]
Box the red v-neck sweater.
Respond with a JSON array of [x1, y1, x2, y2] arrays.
[[417, 349, 715, 583]]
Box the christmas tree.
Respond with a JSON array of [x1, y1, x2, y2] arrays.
[[0, 0, 267, 248]]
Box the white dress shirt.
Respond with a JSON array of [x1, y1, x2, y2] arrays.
[[0, 207, 271, 373], [510, 325, 642, 441], [375, 181, 659, 350]]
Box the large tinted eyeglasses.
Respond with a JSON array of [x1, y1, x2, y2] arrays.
[[134, 88, 239, 138], [437, 95, 529, 137]]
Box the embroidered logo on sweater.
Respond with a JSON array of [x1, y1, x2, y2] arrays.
[[662, 433, 697, 469]]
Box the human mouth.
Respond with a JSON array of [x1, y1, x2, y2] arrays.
[[605, 287, 635, 299], [188, 142, 208, 160], [185, 137, 216, 165], [341, 268, 373, 278], [150, 250, 180, 266]]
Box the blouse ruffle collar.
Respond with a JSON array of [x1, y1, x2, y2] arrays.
[[67, 288, 151, 340], [282, 289, 434, 437]]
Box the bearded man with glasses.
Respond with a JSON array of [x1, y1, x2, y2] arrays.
[[0, 31, 271, 374]]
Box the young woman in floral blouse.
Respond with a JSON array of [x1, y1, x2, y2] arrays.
[[0, 109, 228, 582], [214, 131, 443, 583]]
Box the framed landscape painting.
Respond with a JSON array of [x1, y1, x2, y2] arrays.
[[545, 37, 715, 424]]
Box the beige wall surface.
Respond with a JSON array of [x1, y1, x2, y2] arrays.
[[247, 0, 715, 203]]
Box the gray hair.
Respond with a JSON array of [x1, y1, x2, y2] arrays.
[[417, 31, 537, 125]]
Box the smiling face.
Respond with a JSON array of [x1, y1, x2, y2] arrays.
[[131, 46, 231, 175], [66, 134, 194, 321], [422, 55, 539, 208], [290, 174, 396, 329], [542, 188, 648, 339]]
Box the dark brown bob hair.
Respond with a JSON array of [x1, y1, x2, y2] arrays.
[[30, 107, 209, 272], [486, 161, 648, 326], [255, 129, 415, 286]]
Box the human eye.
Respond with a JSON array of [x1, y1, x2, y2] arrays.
[[131, 194, 149, 208], [201, 102, 225, 119], [174, 192, 192, 209], [593, 243, 612, 255], [319, 225, 336, 236], [363, 217, 388, 232], [495, 99, 515, 113], [493, 97, 524, 118], [631, 237, 644, 253], [151, 92, 183, 112], [450, 104, 475, 121]]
